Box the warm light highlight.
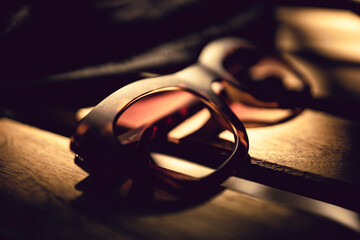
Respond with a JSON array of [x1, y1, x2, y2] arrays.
[[277, 7, 360, 62], [151, 152, 214, 178], [168, 108, 211, 143]]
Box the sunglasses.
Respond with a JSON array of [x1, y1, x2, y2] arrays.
[[70, 37, 310, 193]]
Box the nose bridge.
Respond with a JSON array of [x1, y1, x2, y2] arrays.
[[174, 63, 247, 136], [174, 64, 218, 92]]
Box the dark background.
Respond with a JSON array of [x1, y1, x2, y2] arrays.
[[0, 0, 358, 134]]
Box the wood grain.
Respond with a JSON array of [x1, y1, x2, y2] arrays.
[[248, 109, 360, 184], [0, 118, 358, 239], [240, 108, 360, 212]]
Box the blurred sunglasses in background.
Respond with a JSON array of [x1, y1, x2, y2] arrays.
[[70, 37, 311, 194]]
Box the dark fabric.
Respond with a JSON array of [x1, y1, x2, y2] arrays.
[[0, 0, 276, 107]]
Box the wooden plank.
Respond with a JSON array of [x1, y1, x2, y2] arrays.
[[0, 118, 358, 239], [248, 109, 360, 184], [240, 108, 360, 211]]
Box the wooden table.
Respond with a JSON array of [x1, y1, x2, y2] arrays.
[[0, 117, 359, 239], [1, 6, 360, 240]]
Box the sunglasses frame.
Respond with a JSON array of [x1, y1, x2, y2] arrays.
[[71, 59, 251, 186], [70, 37, 310, 187]]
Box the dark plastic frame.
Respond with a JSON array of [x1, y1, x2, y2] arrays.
[[70, 37, 309, 186]]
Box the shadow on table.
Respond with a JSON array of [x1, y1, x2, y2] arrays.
[[71, 165, 225, 216]]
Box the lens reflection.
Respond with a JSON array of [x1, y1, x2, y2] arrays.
[[222, 47, 309, 127], [114, 90, 236, 179]]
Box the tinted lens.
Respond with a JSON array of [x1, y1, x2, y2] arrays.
[[223, 48, 310, 127], [114, 89, 236, 179]]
